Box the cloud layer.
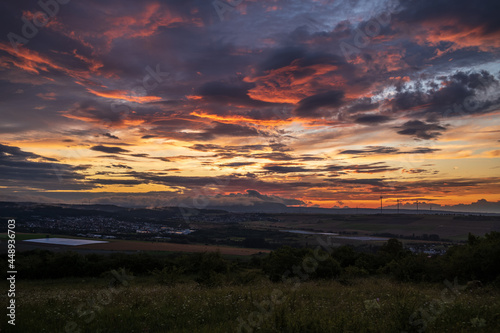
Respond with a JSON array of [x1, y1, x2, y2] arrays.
[[1, 0, 499, 209]]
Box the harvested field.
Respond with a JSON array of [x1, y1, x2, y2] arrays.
[[78, 239, 270, 255]]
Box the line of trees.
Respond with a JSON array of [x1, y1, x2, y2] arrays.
[[2, 232, 499, 286]]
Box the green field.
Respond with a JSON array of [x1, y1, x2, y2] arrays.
[[7, 276, 500, 333]]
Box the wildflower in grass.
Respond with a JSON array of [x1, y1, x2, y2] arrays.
[[364, 299, 380, 310], [470, 317, 486, 328]]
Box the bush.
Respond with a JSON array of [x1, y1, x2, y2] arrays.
[[154, 265, 185, 286], [343, 265, 369, 278], [263, 246, 309, 282], [314, 256, 342, 279]]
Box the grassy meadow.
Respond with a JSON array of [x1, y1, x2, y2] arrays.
[[6, 275, 500, 333]]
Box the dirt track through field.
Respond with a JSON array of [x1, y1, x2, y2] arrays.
[[79, 240, 270, 256]]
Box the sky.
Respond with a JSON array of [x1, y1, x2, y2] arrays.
[[0, 0, 499, 211]]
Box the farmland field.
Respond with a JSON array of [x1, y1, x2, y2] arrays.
[[78, 239, 270, 256], [242, 214, 500, 241]]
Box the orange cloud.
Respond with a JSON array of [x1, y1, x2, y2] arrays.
[[190, 111, 294, 126], [87, 88, 162, 103], [36, 92, 57, 100], [244, 62, 342, 104], [103, 2, 193, 41], [0, 42, 95, 81], [44, 2, 203, 55], [0, 42, 65, 75], [71, 49, 106, 75], [488, 150, 500, 157], [413, 19, 500, 53]]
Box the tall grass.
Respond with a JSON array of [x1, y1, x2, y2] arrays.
[[6, 276, 500, 333]]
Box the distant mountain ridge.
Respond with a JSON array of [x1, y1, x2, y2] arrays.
[[1, 201, 498, 216]]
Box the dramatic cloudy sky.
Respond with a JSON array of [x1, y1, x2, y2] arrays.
[[1, 0, 499, 210]]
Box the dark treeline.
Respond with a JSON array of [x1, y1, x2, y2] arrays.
[[2, 232, 500, 286]]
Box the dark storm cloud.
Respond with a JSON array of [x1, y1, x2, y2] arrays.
[[339, 146, 441, 156], [0, 143, 58, 162], [144, 120, 269, 142], [452, 71, 499, 90], [65, 100, 131, 125], [298, 154, 325, 161], [347, 98, 380, 113], [354, 115, 392, 125], [263, 165, 312, 174], [241, 189, 305, 206], [257, 161, 401, 176], [195, 80, 274, 107], [427, 71, 499, 117], [269, 142, 292, 152], [220, 162, 256, 168], [250, 152, 295, 161], [404, 168, 427, 174], [178, 189, 307, 208], [259, 46, 306, 72], [257, 46, 352, 75], [397, 0, 500, 35], [325, 162, 400, 174], [391, 71, 500, 119], [71, 165, 91, 171], [90, 145, 131, 154], [250, 46, 357, 109], [207, 122, 267, 138], [294, 90, 345, 117], [339, 146, 399, 155], [91, 178, 143, 185], [104, 132, 120, 140], [130, 153, 151, 158], [190, 144, 274, 155], [123, 171, 327, 193], [196, 80, 250, 98], [243, 107, 293, 122], [111, 164, 132, 169], [213, 151, 295, 162], [407, 178, 500, 191], [396, 120, 446, 140], [406, 147, 441, 154], [189, 144, 226, 152], [333, 178, 388, 188], [0, 144, 91, 190], [190, 143, 324, 162]]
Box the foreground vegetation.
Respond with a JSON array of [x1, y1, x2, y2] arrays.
[[2, 232, 500, 332], [8, 277, 500, 332]]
